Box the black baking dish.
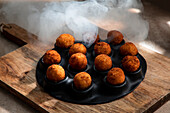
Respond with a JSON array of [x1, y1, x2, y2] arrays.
[[36, 39, 147, 105]]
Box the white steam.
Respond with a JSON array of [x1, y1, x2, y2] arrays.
[[0, 0, 149, 46]]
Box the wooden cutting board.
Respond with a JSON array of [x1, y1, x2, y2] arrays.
[[0, 24, 170, 113]]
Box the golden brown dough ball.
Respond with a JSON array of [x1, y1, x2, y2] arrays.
[[69, 43, 87, 56], [94, 42, 111, 55], [107, 30, 124, 45], [46, 64, 65, 82], [94, 54, 112, 71], [69, 53, 87, 71], [74, 72, 92, 90], [43, 50, 61, 65], [107, 68, 125, 85], [121, 55, 140, 72], [94, 34, 100, 44], [119, 42, 138, 56], [56, 34, 75, 48]]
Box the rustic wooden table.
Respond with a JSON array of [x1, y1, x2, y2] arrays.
[[0, 23, 169, 113]]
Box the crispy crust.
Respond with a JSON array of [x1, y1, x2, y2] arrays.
[[43, 50, 61, 65], [69, 43, 87, 56], [94, 54, 112, 71], [69, 53, 87, 70], [121, 55, 140, 72], [107, 30, 124, 45], [107, 68, 125, 85], [56, 34, 75, 48], [46, 64, 65, 82], [74, 72, 92, 90], [94, 42, 111, 55], [119, 42, 138, 56]]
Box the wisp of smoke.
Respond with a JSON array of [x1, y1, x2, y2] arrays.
[[0, 0, 149, 46]]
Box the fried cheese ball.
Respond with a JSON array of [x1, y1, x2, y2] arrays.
[[94, 34, 100, 44], [56, 34, 75, 48], [74, 72, 92, 90], [69, 53, 87, 71], [94, 54, 112, 71], [46, 64, 65, 82], [119, 42, 138, 56], [43, 50, 61, 65], [122, 56, 140, 72], [107, 30, 124, 45], [94, 42, 111, 55], [107, 68, 125, 85], [69, 43, 87, 56]]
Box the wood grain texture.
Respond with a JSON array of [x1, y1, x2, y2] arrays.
[[0, 24, 170, 113]]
